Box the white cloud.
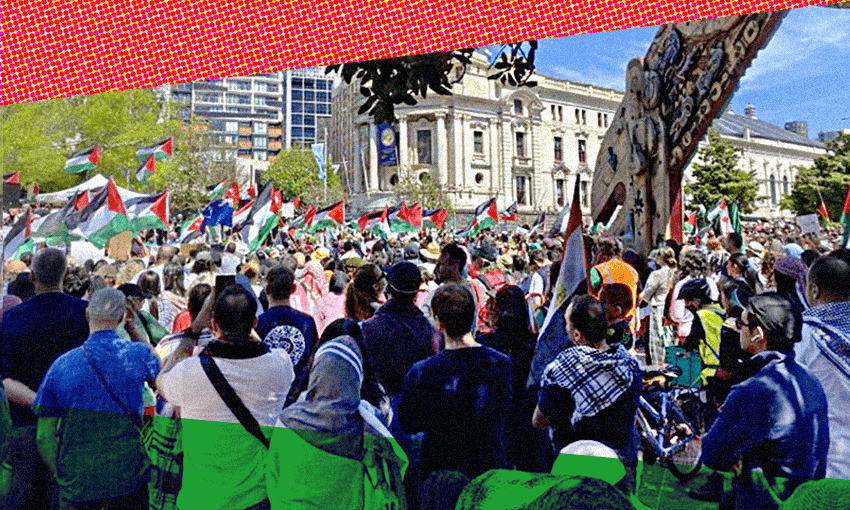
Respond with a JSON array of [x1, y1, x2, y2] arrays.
[[738, 7, 850, 91]]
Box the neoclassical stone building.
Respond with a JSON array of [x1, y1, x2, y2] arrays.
[[330, 53, 623, 219], [331, 53, 827, 221], [689, 106, 828, 218]]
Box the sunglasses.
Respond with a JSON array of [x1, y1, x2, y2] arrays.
[[735, 316, 759, 330]]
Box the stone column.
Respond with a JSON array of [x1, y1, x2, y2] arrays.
[[353, 125, 362, 193], [369, 123, 379, 192], [453, 112, 465, 188], [436, 112, 448, 187], [489, 118, 499, 196], [398, 114, 408, 175]]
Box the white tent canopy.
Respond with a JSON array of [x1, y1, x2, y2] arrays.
[[36, 174, 145, 205]]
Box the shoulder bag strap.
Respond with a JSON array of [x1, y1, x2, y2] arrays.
[[81, 346, 142, 430], [198, 349, 270, 449]]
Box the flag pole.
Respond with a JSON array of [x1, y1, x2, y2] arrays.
[[324, 128, 329, 203]]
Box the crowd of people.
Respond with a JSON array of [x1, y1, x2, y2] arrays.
[[0, 218, 848, 510]]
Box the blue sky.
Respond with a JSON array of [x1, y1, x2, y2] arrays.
[[532, 5, 850, 139]]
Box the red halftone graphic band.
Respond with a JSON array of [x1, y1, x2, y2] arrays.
[[0, 0, 840, 104]]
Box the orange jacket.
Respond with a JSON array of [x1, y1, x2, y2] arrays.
[[591, 258, 640, 330]]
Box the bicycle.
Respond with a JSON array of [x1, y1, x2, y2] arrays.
[[636, 364, 710, 482]]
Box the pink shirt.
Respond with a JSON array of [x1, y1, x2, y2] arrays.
[[312, 292, 347, 338]]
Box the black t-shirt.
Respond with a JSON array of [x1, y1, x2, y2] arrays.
[[398, 346, 512, 478], [0, 292, 89, 426]]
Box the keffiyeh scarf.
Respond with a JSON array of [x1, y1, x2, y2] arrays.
[[542, 344, 640, 424], [803, 301, 850, 379]]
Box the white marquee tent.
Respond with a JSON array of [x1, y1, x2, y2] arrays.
[[35, 174, 145, 205]]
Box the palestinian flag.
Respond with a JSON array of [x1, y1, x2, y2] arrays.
[[548, 205, 569, 236], [684, 212, 697, 235], [3, 173, 20, 185], [356, 206, 392, 238], [223, 183, 241, 207], [242, 183, 281, 250], [706, 199, 726, 222], [817, 190, 831, 221], [374, 206, 394, 238], [135, 154, 156, 184], [840, 181, 850, 248], [135, 137, 173, 162], [74, 190, 91, 210], [207, 181, 227, 201], [668, 188, 683, 244], [357, 210, 382, 233], [32, 194, 80, 243], [423, 208, 447, 229], [308, 201, 345, 233], [302, 206, 318, 228], [501, 202, 518, 222], [530, 174, 588, 386], [530, 211, 546, 235], [125, 191, 170, 232], [231, 200, 254, 229], [288, 205, 315, 235], [728, 202, 742, 235], [66, 178, 131, 249], [457, 198, 498, 237], [3, 209, 32, 261], [64, 146, 99, 174], [179, 213, 203, 243], [391, 202, 422, 233]]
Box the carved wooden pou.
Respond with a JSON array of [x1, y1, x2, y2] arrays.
[[590, 12, 787, 255]]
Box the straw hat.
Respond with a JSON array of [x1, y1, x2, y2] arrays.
[[420, 242, 441, 262]]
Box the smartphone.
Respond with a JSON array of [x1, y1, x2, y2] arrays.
[[215, 273, 237, 297]]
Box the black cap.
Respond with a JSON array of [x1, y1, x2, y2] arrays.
[[386, 262, 422, 295], [746, 292, 797, 346]]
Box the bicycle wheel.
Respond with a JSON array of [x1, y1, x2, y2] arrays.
[[663, 394, 704, 481]]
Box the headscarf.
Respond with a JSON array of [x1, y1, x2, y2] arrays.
[[301, 260, 329, 304], [774, 255, 809, 310], [279, 335, 364, 459]]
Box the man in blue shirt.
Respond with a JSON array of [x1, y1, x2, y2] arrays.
[[1, 248, 89, 426], [34, 288, 160, 510], [702, 292, 829, 510], [256, 265, 318, 404]]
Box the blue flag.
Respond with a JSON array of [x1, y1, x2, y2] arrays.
[[201, 199, 233, 233], [311, 143, 326, 181]]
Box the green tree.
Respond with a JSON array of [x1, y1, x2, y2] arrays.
[[148, 119, 237, 212], [392, 171, 454, 214], [685, 130, 759, 213], [327, 43, 538, 125], [1, 88, 180, 193], [781, 133, 850, 220], [263, 149, 344, 206]]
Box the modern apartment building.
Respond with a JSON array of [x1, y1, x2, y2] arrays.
[[169, 68, 336, 163]]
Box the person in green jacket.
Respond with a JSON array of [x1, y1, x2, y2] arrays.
[[266, 332, 407, 510]]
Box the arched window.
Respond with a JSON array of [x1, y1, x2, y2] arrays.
[[770, 174, 777, 205], [783, 175, 789, 195]]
